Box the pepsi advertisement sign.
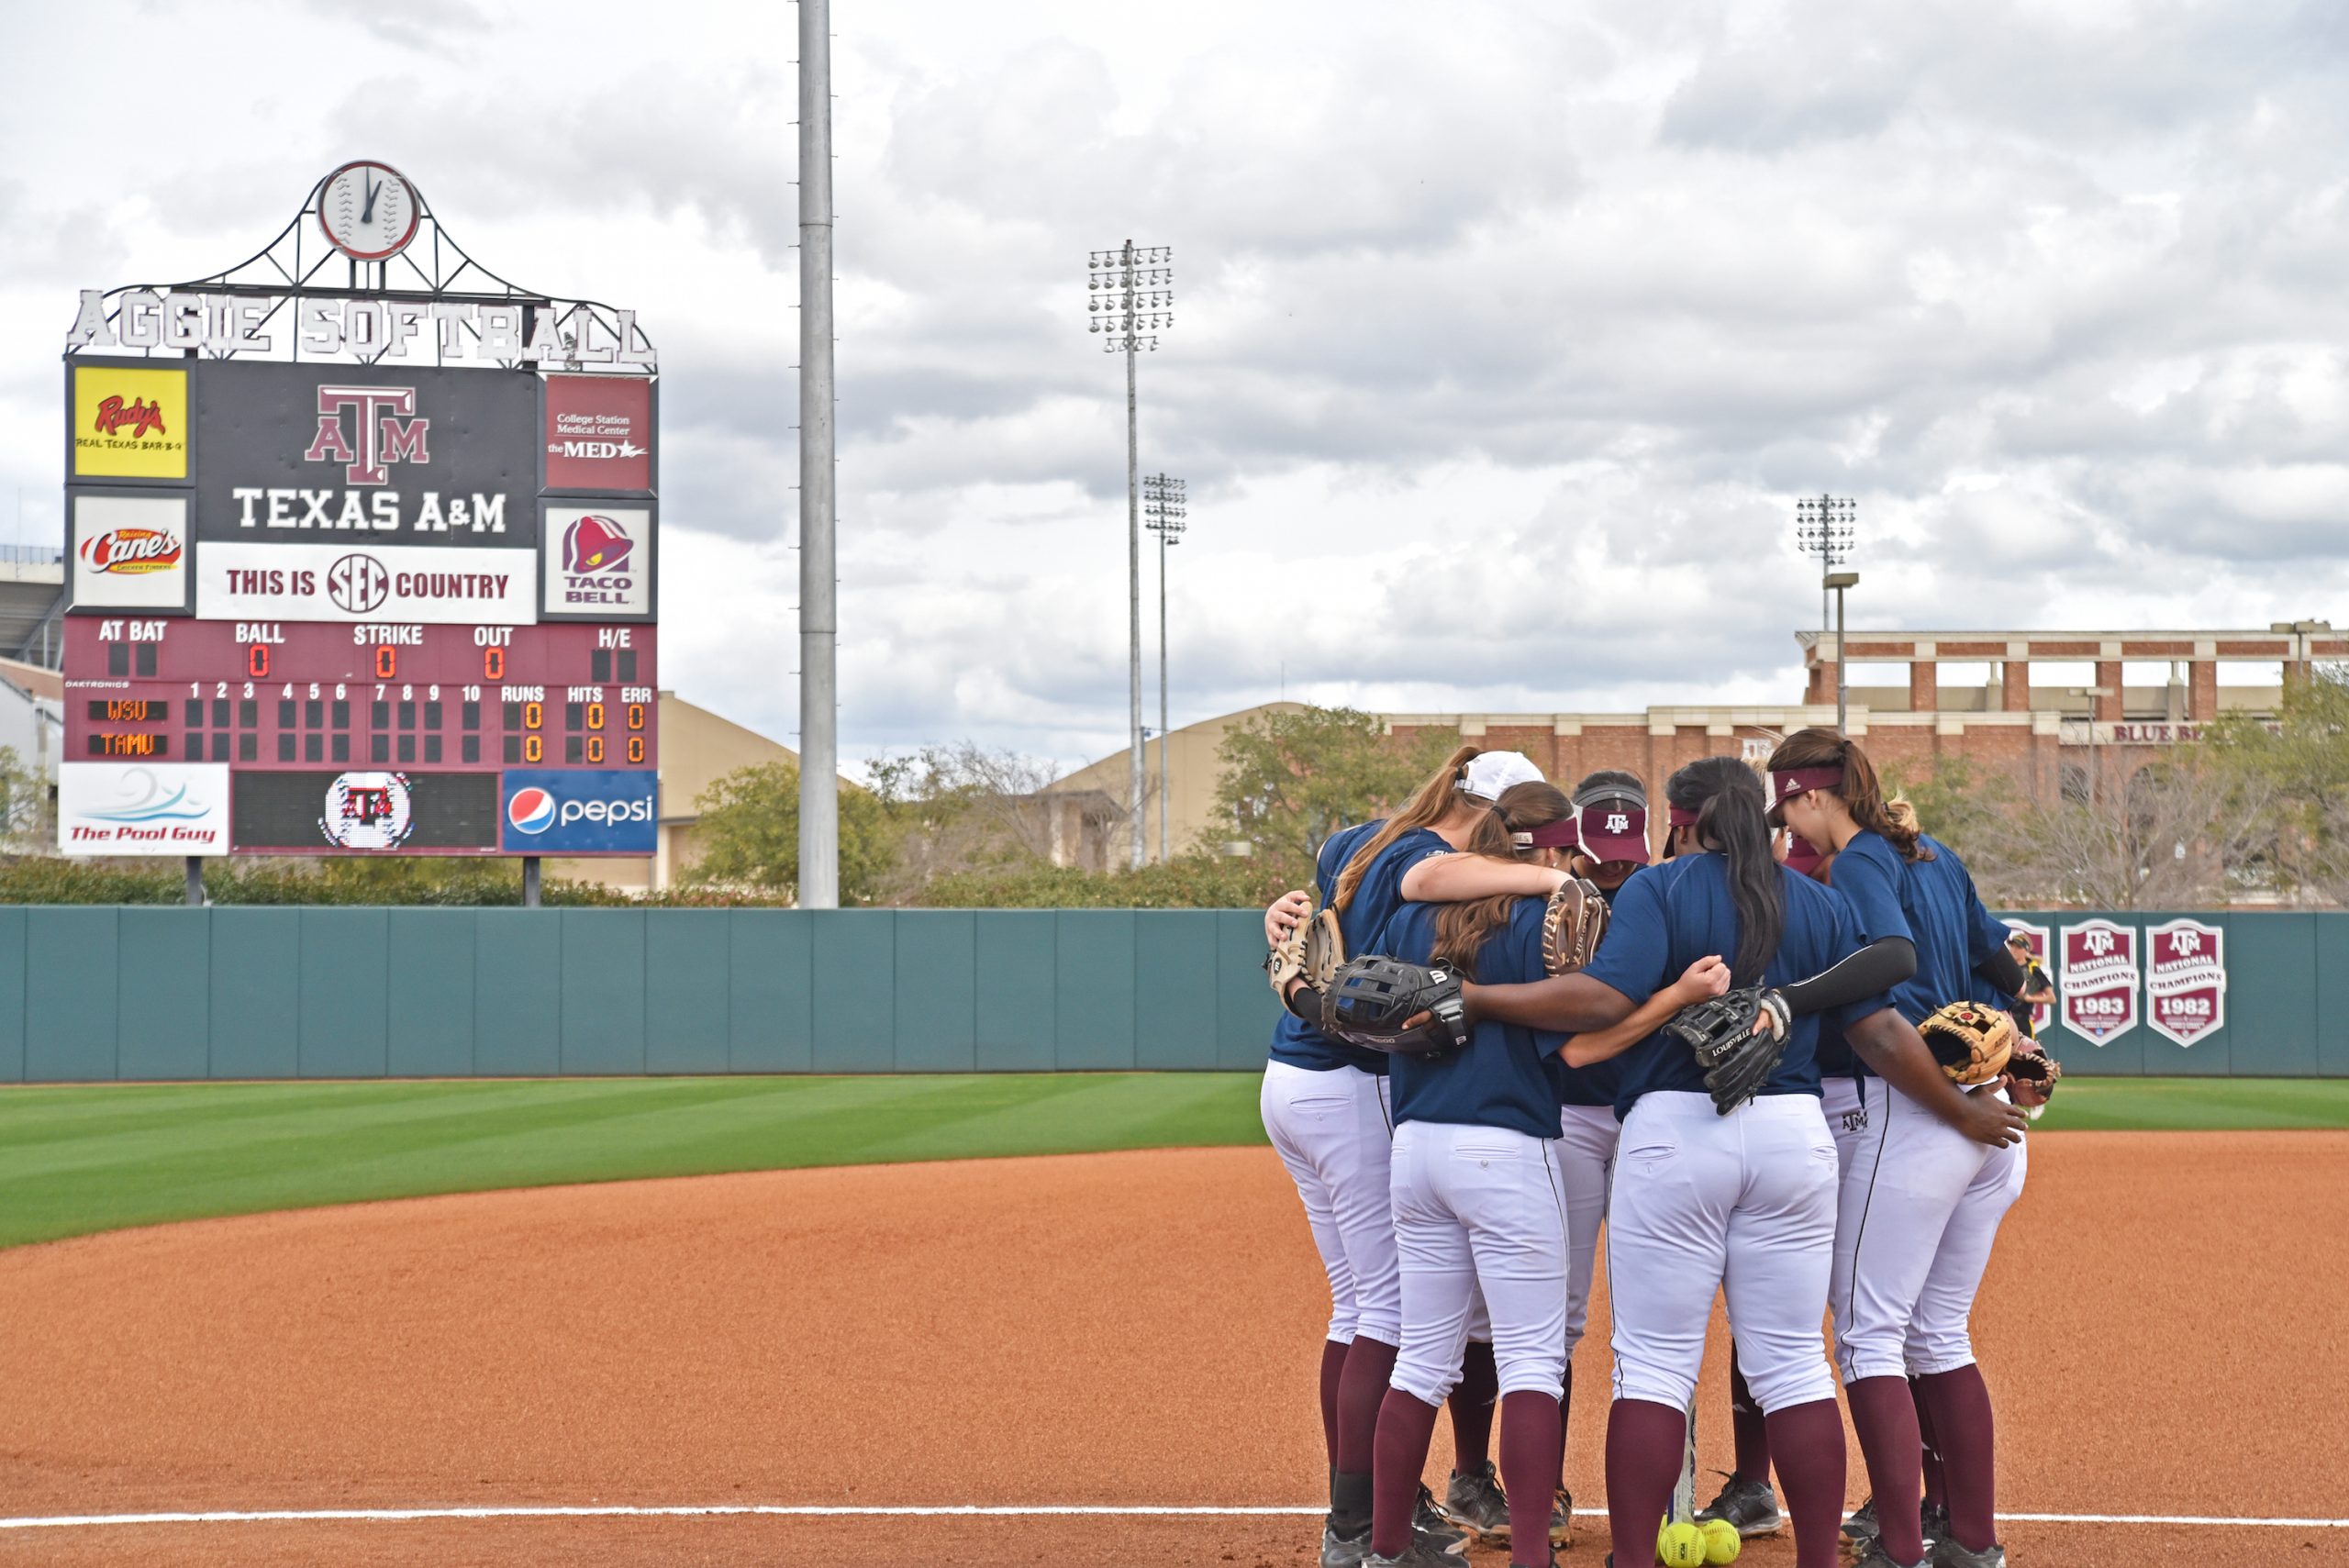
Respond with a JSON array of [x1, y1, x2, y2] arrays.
[[499, 769, 657, 854]]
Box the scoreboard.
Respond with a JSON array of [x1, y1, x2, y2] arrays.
[[59, 180, 662, 862]]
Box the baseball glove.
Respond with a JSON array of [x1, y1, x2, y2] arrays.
[[1664, 987, 1793, 1116], [1265, 907, 1345, 1018], [1541, 878, 1609, 977], [1919, 999, 2018, 1086], [2003, 1044, 2061, 1096], [1319, 955, 1470, 1057]]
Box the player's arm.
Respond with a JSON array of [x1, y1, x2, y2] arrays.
[[1561, 956, 1729, 1067], [1844, 1007, 2026, 1146], [1400, 853, 1566, 903], [1776, 935, 1913, 1016], [1470, 972, 1638, 1034]]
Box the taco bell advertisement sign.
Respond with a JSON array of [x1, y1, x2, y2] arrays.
[[541, 505, 652, 620]]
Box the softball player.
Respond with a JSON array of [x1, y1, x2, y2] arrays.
[[1767, 729, 2036, 1568], [1260, 746, 1567, 1568], [1461, 755, 2023, 1568]]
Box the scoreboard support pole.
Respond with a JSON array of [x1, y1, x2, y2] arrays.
[[523, 856, 542, 908], [184, 857, 204, 907]]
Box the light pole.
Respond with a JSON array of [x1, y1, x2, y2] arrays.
[[1825, 570, 1859, 735], [1795, 493, 1856, 641], [796, 0, 839, 908], [1145, 473, 1186, 862], [2069, 684, 2115, 802], [1088, 242, 1173, 870]]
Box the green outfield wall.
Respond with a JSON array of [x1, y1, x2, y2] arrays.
[[0, 906, 2339, 1083]]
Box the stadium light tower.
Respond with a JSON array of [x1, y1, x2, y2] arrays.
[[1144, 473, 1186, 861], [1795, 494, 1855, 637], [1089, 241, 1174, 870]]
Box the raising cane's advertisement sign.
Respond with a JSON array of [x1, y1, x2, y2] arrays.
[[2058, 918, 2140, 1044], [2143, 918, 2228, 1048]]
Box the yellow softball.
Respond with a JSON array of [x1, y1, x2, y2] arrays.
[[1699, 1516, 1742, 1563], [1657, 1518, 1709, 1568]]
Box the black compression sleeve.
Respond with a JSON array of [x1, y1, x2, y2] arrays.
[[1778, 936, 1916, 1016], [1976, 942, 2028, 998]]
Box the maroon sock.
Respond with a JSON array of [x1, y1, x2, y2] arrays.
[[1337, 1336, 1398, 1477], [1846, 1375, 1925, 1563], [1911, 1375, 1945, 1510], [1605, 1398, 1685, 1563], [1371, 1388, 1442, 1558], [1915, 1365, 1998, 1552], [1499, 1390, 1564, 1567], [1450, 1340, 1498, 1473], [1764, 1397, 1847, 1568], [1729, 1343, 1771, 1485], [1558, 1357, 1575, 1479], [1320, 1340, 1350, 1473]]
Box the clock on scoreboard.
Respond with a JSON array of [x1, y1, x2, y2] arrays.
[[57, 161, 663, 861]]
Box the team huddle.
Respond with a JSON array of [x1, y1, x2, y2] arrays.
[[1259, 731, 2055, 1568]]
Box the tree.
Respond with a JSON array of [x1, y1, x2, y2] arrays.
[[1960, 752, 2274, 909], [2200, 665, 2349, 903], [685, 762, 897, 903], [1211, 707, 1462, 887]]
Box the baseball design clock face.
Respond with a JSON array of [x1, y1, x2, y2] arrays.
[[318, 161, 420, 261]]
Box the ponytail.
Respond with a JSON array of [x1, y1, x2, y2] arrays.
[[1765, 728, 1932, 862], [1667, 756, 1784, 985], [1332, 744, 1484, 912], [1429, 781, 1570, 976]]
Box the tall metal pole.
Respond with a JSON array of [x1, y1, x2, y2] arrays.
[[1157, 523, 1169, 861], [1124, 240, 1142, 871], [1835, 583, 1849, 736], [796, 0, 840, 908]]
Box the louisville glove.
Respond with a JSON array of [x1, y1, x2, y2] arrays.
[[1265, 908, 1346, 1018], [1541, 878, 1609, 977], [1319, 955, 1470, 1057], [1919, 1000, 2018, 1086], [1664, 986, 1792, 1116]]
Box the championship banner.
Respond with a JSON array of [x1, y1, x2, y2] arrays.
[[2143, 918, 2227, 1048], [2058, 918, 2140, 1044], [2004, 919, 2054, 1036]]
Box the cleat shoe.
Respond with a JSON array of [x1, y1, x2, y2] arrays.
[[1842, 1496, 1880, 1556], [1920, 1502, 1951, 1549], [1366, 1536, 1475, 1568], [1929, 1540, 2005, 1568], [1441, 1462, 1509, 1540], [1549, 1486, 1573, 1546], [1415, 1484, 1470, 1551], [1849, 1546, 1928, 1568], [1697, 1473, 1784, 1537], [1321, 1525, 1370, 1568]]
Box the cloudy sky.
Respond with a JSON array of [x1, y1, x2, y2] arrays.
[[5, 0, 2346, 777]]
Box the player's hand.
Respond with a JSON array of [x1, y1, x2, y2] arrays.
[[1958, 1091, 2030, 1147], [1674, 955, 1731, 1006], [1265, 890, 1311, 945]]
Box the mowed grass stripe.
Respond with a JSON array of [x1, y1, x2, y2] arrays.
[[1, 1073, 2343, 1252]]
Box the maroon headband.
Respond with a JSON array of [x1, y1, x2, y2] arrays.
[[1666, 805, 1698, 828], [1768, 767, 1844, 809], [1513, 818, 1579, 850]]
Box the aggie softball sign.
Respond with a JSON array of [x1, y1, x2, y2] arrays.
[[2058, 918, 2139, 1043], [2144, 918, 2227, 1048]]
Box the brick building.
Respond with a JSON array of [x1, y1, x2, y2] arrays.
[[1053, 622, 2339, 864]]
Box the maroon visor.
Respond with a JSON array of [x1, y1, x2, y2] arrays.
[[1576, 802, 1650, 864]]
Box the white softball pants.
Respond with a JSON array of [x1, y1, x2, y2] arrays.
[[1607, 1091, 1840, 1414], [1557, 1103, 1620, 1362], [1262, 1061, 1401, 1345], [1831, 1077, 2025, 1384], [1387, 1120, 1569, 1406]]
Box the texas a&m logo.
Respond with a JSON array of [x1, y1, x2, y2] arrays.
[[304, 385, 429, 484], [1604, 812, 1631, 834]]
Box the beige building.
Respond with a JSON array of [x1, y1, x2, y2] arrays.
[[1046, 702, 1308, 865], [1057, 623, 2336, 866]]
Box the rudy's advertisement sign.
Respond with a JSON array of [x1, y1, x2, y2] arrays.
[[191, 360, 538, 547], [71, 495, 190, 611], [2058, 918, 2140, 1043], [59, 763, 230, 855], [544, 375, 653, 492], [2144, 918, 2227, 1048], [197, 540, 535, 624], [541, 506, 652, 620], [500, 769, 658, 854], [72, 364, 188, 480]]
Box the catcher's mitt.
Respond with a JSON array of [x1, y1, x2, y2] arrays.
[[1664, 987, 1793, 1116], [1319, 955, 1469, 1057], [1919, 1000, 2018, 1086], [1541, 878, 1609, 977], [1266, 907, 1345, 1018], [2003, 1045, 2061, 1097]]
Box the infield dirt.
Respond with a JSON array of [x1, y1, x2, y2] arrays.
[[0, 1132, 2342, 1566]]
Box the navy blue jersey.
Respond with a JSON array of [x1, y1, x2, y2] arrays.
[[1267, 820, 1454, 1074], [1579, 852, 1887, 1118], [1554, 875, 1631, 1105], [1378, 898, 1569, 1140], [1825, 832, 2012, 1068]]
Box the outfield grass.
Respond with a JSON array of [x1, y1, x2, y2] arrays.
[[0, 1073, 2343, 1251]]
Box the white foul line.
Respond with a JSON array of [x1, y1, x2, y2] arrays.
[[0, 1504, 2344, 1532]]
